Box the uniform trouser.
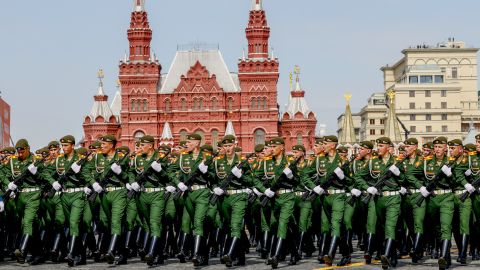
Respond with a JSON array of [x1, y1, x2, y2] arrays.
[[342, 195, 355, 231], [311, 196, 325, 235], [375, 194, 401, 240], [365, 197, 377, 234], [100, 189, 127, 235], [271, 192, 295, 240], [164, 194, 176, 225], [219, 193, 247, 238], [61, 191, 86, 236], [137, 191, 165, 237], [321, 193, 346, 237], [402, 193, 426, 234], [260, 198, 275, 232], [82, 201, 93, 233], [44, 194, 65, 231], [453, 194, 472, 235], [125, 196, 138, 231], [16, 191, 41, 236], [426, 193, 454, 240], [294, 195, 312, 233], [183, 188, 210, 237]]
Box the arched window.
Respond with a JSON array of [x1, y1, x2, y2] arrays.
[[131, 99, 136, 112], [193, 98, 198, 110], [227, 97, 233, 111], [143, 99, 148, 112], [297, 133, 303, 145], [257, 98, 261, 109], [180, 98, 186, 111], [199, 98, 204, 110], [263, 97, 267, 109], [254, 129, 265, 145], [211, 130, 219, 149], [251, 98, 256, 109], [134, 131, 145, 141], [179, 130, 187, 141], [165, 99, 171, 112], [211, 98, 218, 110], [195, 130, 205, 146]]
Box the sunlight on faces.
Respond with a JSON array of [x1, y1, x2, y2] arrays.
[[61, 143, 74, 155], [101, 141, 115, 154], [271, 144, 284, 156], [405, 145, 417, 156], [422, 148, 432, 157], [223, 143, 235, 156], [358, 146, 371, 158], [292, 149, 304, 159], [140, 142, 154, 155], [448, 145, 462, 157], [313, 143, 323, 155], [377, 143, 389, 157], [49, 147, 60, 158], [263, 146, 273, 157], [434, 144, 447, 158], [323, 142, 336, 153], [186, 140, 200, 152]]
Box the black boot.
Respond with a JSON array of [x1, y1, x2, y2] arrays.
[[50, 233, 62, 262], [105, 234, 119, 264], [438, 239, 450, 270], [381, 238, 394, 270], [210, 229, 220, 257], [323, 235, 339, 266], [261, 231, 270, 259], [74, 238, 87, 266], [411, 233, 423, 263], [115, 231, 132, 265], [337, 231, 352, 266], [192, 235, 205, 267], [138, 231, 150, 261], [145, 236, 160, 266], [317, 233, 329, 263], [297, 232, 305, 260], [458, 234, 468, 265], [269, 237, 283, 269], [222, 237, 239, 267], [266, 235, 277, 265], [364, 233, 374, 264], [66, 236, 77, 267], [14, 234, 29, 264], [176, 232, 188, 263], [30, 231, 46, 265]]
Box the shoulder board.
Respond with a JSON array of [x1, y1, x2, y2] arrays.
[[58, 154, 64, 158]]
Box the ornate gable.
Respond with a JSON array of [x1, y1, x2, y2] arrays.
[[174, 61, 224, 93]]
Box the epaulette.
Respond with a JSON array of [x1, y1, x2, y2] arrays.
[[58, 154, 64, 158], [415, 161, 421, 168], [319, 153, 325, 157], [460, 154, 468, 164], [424, 155, 433, 161], [264, 157, 272, 161]]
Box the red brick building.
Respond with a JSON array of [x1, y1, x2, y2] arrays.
[[0, 97, 11, 148], [83, 0, 316, 151]]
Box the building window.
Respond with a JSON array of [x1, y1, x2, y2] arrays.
[[254, 129, 265, 145], [381, 129, 385, 135], [409, 76, 418, 84], [425, 90, 431, 97], [251, 98, 256, 109], [441, 102, 447, 109], [410, 126, 416, 132], [180, 98, 186, 111], [257, 98, 262, 109], [420, 75, 433, 83], [441, 114, 447, 120], [410, 114, 416, 121], [212, 130, 219, 148], [441, 67, 446, 73], [143, 99, 148, 111], [165, 99, 171, 112], [263, 97, 267, 109], [409, 90, 415, 97], [370, 129, 375, 135], [134, 131, 145, 141], [297, 133, 303, 145], [194, 130, 205, 146], [199, 98, 204, 110], [179, 130, 187, 141], [434, 75, 444, 83], [442, 126, 448, 132], [228, 98, 233, 111], [452, 67, 458, 78], [211, 98, 218, 110], [441, 90, 447, 97], [193, 98, 198, 110], [409, 102, 415, 109], [131, 99, 136, 112], [380, 119, 385, 125], [369, 119, 375, 125], [425, 102, 431, 109], [426, 126, 432, 132], [426, 114, 432, 121]]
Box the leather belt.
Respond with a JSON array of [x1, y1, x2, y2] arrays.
[[63, 188, 84, 193], [226, 189, 249, 195], [434, 189, 452, 195], [19, 188, 40, 193], [295, 191, 307, 197], [144, 187, 165, 193], [191, 185, 207, 191], [105, 187, 125, 192], [327, 189, 345, 194], [276, 189, 293, 195], [382, 191, 400, 196]]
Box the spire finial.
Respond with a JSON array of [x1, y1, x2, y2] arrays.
[[294, 65, 301, 91], [97, 69, 104, 87], [134, 0, 145, 12], [251, 0, 263, 11]]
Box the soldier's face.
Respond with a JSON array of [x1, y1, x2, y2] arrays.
[[101, 142, 114, 154], [292, 150, 304, 159], [377, 143, 389, 156], [257, 152, 265, 159], [16, 147, 29, 159], [422, 148, 431, 156], [61, 143, 74, 155], [223, 143, 235, 156], [448, 145, 462, 157], [339, 152, 347, 158], [186, 140, 200, 152], [272, 145, 284, 156], [323, 142, 336, 152], [140, 143, 153, 154], [49, 147, 59, 158], [434, 144, 447, 157], [313, 143, 323, 155], [476, 140, 480, 152], [263, 146, 273, 156], [358, 147, 371, 157], [405, 145, 417, 156]]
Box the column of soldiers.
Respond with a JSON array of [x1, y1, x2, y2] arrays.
[[0, 133, 480, 270]]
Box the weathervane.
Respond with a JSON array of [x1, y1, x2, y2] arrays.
[[344, 93, 352, 104], [97, 69, 104, 86], [387, 89, 396, 104], [289, 72, 293, 90]]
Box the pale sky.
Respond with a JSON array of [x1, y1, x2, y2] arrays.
[[1, 0, 479, 149]]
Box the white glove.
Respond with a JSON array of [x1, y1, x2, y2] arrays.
[[253, 188, 263, 197], [334, 167, 345, 180], [9, 192, 15, 199], [177, 182, 188, 192], [131, 182, 141, 192], [92, 182, 103, 193], [283, 167, 293, 179], [111, 163, 122, 175], [52, 181, 62, 191], [198, 162, 208, 174], [231, 166, 243, 178], [7, 182, 17, 191], [441, 165, 452, 177], [84, 187, 92, 195], [420, 186, 430, 197], [125, 183, 132, 191], [151, 161, 162, 172], [28, 163, 38, 175], [389, 165, 401, 176], [465, 169, 472, 176], [351, 188, 362, 197], [465, 183, 475, 194], [166, 186, 176, 193], [264, 188, 275, 198], [246, 188, 253, 194], [71, 163, 81, 174], [0, 201, 4, 212], [399, 187, 407, 195], [313, 185, 325, 195], [213, 187, 224, 196], [367, 186, 378, 195]]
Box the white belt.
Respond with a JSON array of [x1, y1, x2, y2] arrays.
[[191, 185, 207, 191], [105, 187, 125, 192], [19, 188, 40, 193], [295, 191, 307, 197], [410, 189, 421, 194], [226, 189, 249, 195], [455, 190, 466, 196], [434, 189, 452, 195], [346, 193, 352, 197], [63, 188, 84, 193], [382, 191, 400, 196], [277, 189, 293, 195], [327, 189, 345, 194], [143, 187, 165, 193]]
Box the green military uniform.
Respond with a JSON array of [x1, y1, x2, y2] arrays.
[[464, 142, 480, 261]]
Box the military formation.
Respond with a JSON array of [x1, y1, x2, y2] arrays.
[[0, 132, 480, 270]]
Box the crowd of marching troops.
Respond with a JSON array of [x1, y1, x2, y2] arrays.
[[1, 132, 480, 270]]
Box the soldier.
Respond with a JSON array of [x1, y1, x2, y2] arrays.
[[422, 142, 434, 157], [0, 147, 16, 261], [468, 138, 480, 260]]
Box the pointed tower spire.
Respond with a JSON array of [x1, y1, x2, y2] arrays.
[[245, 0, 270, 59], [96, 69, 106, 96], [90, 69, 115, 121], [128, 0, 152, 62], [285, 66, 312, 118], [384, 90, 402, 143], [225, 121, 236, 137], [160, 122, 174, 145], [134, 0, 145, 12], [251, 0, 263, 10], [340, 93, 356, 145], [463, 121, 476, 144]]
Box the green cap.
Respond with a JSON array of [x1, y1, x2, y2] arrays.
[[422, 142, 434, 149], [158, 144, 171, 153], [447, 139, 462, 146], [48, 141, 60, 149], [76, 147, 88, 156], [15, 139, 29, 149], [464, 143, 476, 152], [314, 136, 324, 144], [292, 144, 306, 152], [187, 133, 202, 141], [398, 145, 406, 151], [200, 144, 213, 153], [476, 134, 480, 140], [60, 135, 75, 145], [89, 141, 101, 150], [270, 137, 285, 145], [2, 147, 16, 155], [221, 135, 236, 145], [404, 138, 418, 146], [337, 146, 348, 153], [433, 136, 448, 145], [116, 146, 130, 154], [179, 141, 187, 147], [323, 135, 338, 143], [254, 144, 265, 153], [35, 147, 49, 156], [139, 135, 155, 144], [359, 141, 374, 149], [234, 147, 242, 152], [376, 137, 392, 145], [100, 135, 117, 144]]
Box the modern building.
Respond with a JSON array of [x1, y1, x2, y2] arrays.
[[82, 0, 316, 151]]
